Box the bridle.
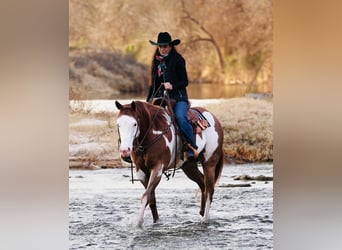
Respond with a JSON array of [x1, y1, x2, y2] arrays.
[[117, 98, 177, 184]]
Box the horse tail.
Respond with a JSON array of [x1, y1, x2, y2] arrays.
[[215, 149, 224, 184]]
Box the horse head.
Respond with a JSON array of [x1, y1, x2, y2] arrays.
[[115, 100, 140, 160]]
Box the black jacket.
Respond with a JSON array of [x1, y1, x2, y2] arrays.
[[146, 49, 189, 102]]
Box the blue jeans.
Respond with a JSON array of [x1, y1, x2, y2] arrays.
[[174, 101, 197, 149]]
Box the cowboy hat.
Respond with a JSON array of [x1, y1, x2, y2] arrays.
[[149, 32, 181, 46]]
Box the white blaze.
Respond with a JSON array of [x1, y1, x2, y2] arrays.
[[117, 115, 139, 153]]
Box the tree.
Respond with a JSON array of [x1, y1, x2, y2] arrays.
[[69, 0, 273, 87]]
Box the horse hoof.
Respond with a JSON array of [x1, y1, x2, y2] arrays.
[[137, 219, 144, 228], [201, 217, 210, 224]]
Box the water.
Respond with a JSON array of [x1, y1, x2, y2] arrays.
[[188, 83, 264, 99], [112, 83, 271, 100], [69, 164, 273, 249]]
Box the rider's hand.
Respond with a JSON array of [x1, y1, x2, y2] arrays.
[[163, 82, 173, 90]]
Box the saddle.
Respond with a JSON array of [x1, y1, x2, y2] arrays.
[[150, 97, 210, 141], [187, 107, 210, 134]]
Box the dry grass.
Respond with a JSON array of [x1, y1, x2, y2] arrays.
[[205, 97, 273, 163], [69, 97, 273, 168], [69, 111, 121, 168]]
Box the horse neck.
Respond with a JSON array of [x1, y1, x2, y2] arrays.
[[134, 102, 151, 130], [135, 104, 165, 144]]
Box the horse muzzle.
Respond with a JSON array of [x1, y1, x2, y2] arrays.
[[120, 148, 131, 158], [120, 148, 133, 163]]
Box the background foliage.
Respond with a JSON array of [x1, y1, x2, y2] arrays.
[[69, 0, 272, 98]]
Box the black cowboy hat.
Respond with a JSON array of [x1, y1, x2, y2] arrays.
[[149, 32, 181, 46]]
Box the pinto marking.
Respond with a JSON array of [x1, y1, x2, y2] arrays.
[[201, 111, 219, 162], [115, 100, 224, 227], [136, 169, 146, 182], [153, 130, 163, 135], [202, 196, 211, 223], [157, 163, 164, 177]]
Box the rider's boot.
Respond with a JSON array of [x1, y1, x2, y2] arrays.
[[187, 144, 198, 161]]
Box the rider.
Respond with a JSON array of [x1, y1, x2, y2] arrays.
[[146, 32, 198, 160]]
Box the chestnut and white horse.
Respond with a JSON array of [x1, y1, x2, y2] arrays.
[[115, 100, 224, 227]]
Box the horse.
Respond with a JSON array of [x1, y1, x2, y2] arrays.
[[115, 100, 224, 227]]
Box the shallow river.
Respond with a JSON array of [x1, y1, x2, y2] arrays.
[[69, 163, 273, 249]]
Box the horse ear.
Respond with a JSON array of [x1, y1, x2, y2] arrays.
[[131, 101, 136, 111], [115, 100, 122, 110]]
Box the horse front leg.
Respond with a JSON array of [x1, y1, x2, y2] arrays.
[[137, 164, 163, 227], [140, 178, 159, 223], [138, 192, 148, 228], [149, 190, 159, 223]]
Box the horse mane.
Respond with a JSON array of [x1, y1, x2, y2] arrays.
[[133, 101, 167, 131]]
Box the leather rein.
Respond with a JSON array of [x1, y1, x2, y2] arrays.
[[127, 90, 178, 183]]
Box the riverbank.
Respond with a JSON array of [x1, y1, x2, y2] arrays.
[[69, 96, 272, 168]]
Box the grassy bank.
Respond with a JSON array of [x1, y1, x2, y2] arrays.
[[205, 97, 272, 163], [69, 97, 272, 168]]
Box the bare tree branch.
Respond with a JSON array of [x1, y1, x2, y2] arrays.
[[180, 0, 225, 73]]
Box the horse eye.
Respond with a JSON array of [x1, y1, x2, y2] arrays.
[[134, 123, 137, 127]]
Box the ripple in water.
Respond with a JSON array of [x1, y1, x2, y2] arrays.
[[70, 164, 273, 249]]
